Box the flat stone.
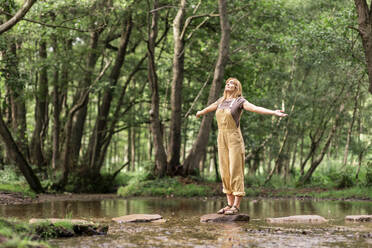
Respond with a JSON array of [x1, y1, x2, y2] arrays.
[[112, 214, 163, 223], [151, 219, 167, 223], [29, 218, 93, 225], [345, 215, 372, 222], [266, 215, 328, 224], [200, 214, 250, 223]]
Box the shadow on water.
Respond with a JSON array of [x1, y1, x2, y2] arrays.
[[1, 198, 372, 247]]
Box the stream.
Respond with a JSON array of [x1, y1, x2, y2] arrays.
[[1, 197, 372, 247]]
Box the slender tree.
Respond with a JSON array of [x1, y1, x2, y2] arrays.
[[167, 0, 186, 174], [182, 0, 230, 175], [354, 0, 372, 93], [148, 0, 168, 177]]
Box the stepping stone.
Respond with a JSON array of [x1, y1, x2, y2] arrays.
[[112, 214, 164, 223], [200, 214, 250, 223], [266, 215, 328, 224], [345, 215, 372, 222], [29, 218, 93, 225]]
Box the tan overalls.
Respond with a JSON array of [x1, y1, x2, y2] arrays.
[[216, 99, 245, 196]]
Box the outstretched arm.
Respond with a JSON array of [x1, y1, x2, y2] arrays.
[[196, 102, 218, 118], [243, 101, 287, 117]]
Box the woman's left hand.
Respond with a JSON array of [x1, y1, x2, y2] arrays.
[[274, 110, 288, 117]]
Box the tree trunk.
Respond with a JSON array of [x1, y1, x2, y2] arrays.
[[355, 150, 364, 180], [168, 0, 186, 173], [69, 30, 101, 169], [301, 103, 345, 184], [354, 0, 372, 93], [68, 0, 109, 167], [265, 127, 289, 184], [300, 133, 304, 172], [290, 139, 298, 174], [343, 82, 360, 167], [2, 38, 28, 159], [182, 0, 230, 176], [148, 0, 168, 177], [148, 124, 153, 160], [131, 127, 136, 171], [97, 55, 147, 173], [127, 127, 132, 171], [52, 38, 70, 171], [59, 89, 90, 189], [85, 17, 132, 174], [0, 110, 43, 193], [30, 40, 48, 169]]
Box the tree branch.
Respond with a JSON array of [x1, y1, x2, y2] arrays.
[[150, 5, 177, 13], [0, 9, 107, 33], [0, 0, 36, 35], [184, 71, 212, 118], [180, 13, 219, 40]]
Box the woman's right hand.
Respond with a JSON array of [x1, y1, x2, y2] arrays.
[[196, 111, 203, 118]]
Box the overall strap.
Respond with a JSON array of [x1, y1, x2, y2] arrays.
[[229, 98, 236, 108], [218, 97, 239, 109]]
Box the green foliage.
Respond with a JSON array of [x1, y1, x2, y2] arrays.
[[0, 167, 36, 197], [365, 161, 372, 187], [336, 171, 355, 189], [295, 186, 372, 200], [0, 218, 50, 248], [0, 0, 371, 194], [117, 177, 213, 197]]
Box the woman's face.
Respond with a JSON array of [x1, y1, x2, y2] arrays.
[[225, 80, 236, 92]]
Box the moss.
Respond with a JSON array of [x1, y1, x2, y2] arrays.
[[52, 221, 74, 232]]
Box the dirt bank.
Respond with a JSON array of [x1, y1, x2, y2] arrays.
[[0, 192, 118, 205]]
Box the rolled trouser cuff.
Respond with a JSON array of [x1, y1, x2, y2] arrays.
[[222, 188, 233, 195], [233, 191, 245, 197]]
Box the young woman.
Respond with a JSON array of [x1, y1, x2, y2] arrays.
[[196, 78, 287, 215]]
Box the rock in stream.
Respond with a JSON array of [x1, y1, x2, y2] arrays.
[[112, 214, 166, 223], [29, 218, 108, 238], [345, 215, 372, 222], [200, 213, 250, 223], [266, 215, 328, 224]]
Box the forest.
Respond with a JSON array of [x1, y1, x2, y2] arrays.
[[0, 0, 371, 196]]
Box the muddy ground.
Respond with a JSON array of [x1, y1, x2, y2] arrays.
[[0, 191, 118, 205]]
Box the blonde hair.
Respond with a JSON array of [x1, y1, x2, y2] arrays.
[[223, 77, 243, 101]]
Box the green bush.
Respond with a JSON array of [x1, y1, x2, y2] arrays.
[[336, 171, 355, 189]]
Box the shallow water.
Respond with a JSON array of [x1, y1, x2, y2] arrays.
[[1, 197, 372, 247]]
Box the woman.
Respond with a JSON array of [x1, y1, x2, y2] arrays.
[[196, 78, 287, 215]]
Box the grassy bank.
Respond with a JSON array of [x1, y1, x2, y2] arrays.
[[117, 166, 372, 200], [2, 163, 372, 201], [244, 186, 372, 200], [117, 176, 217, 197], [0, 218, 49, 248], [117, 176, 372, 200]]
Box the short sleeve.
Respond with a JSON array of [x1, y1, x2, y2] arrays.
[[213, 97, 224, 106], [238, 97, 248, 109]]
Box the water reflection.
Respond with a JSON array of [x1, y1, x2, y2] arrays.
[[1, 198, 372, 247]]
